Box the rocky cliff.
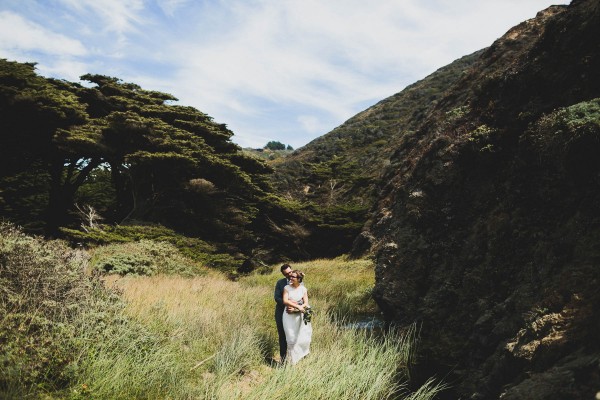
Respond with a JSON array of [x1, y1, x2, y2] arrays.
[[367, 1, 600, 398]]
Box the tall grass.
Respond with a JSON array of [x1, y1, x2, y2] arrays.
[[1, 227, 443, 399], [233, 323, 417, 400], [104, 257, 442, 399]]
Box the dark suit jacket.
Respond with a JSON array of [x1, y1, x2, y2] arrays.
[[274, 277, 288, 321]]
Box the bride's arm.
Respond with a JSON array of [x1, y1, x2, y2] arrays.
[[283, 288, 304, 312], [302, 288, 309, 308]]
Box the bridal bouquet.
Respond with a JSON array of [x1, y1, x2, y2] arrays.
[[303, 306, 314, 325]]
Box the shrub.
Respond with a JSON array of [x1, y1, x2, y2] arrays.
[[533, 98, 600, 149], [1, 223, 93, 394], [90, 239, 208, 276], [61, 223, 237, 271], [0, 224, 119, 394], [530, 98, 600, 179], [0, 223, 190, 398]]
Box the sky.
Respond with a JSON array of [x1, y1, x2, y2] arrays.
[[0, 0, 569, 149]]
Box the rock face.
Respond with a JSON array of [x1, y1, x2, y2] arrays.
[[367, 1, 600, 398]]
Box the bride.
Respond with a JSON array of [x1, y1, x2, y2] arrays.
[[282, 270, 312, 364]]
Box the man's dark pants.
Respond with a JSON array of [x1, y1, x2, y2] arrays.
[[275, 306, 286, 361]]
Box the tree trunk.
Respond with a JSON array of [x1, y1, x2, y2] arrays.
[[45, 156, 101, 236]]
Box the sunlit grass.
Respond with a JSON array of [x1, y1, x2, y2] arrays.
[[234, 323, 418, 400], [95, 257, 442, 400], [241, 256, 379, 317]]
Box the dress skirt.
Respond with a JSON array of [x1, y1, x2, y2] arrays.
[[282, 310, 312, 364]]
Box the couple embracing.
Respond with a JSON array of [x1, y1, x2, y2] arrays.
[[274, 263, 313, 365]]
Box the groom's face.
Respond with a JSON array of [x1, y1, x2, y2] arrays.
[[282, 267, 292, 278]]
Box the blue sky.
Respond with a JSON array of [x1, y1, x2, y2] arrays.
[[0, 0, 569, 149]]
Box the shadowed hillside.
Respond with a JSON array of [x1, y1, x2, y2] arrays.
[[364, 1, 599, 398]]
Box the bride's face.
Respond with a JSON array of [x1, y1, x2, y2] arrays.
[[289, 274, 299, 285]]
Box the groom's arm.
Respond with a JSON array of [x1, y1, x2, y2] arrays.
[[274, 280, 285, 306], [275, 280, 298, 312]]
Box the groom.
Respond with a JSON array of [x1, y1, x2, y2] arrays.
[[274, 263, 292, 363]]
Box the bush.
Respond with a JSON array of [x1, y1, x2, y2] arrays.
[[61, 223, 238, 271], [0, 223, 190, 398], [90, 239, 207, 276], [264, 141, 286, 150], [533, 98, 600, 147], [0, 224, 116, 394], [530, 98, 600, 180]]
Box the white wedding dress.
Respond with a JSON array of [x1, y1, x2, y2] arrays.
[[282, 284, 312, 364]]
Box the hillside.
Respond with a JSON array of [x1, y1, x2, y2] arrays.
[[272, 49, 482, 210], [268, 50, 485, 259], [273, 0, 599, 397], [365, 1, 599, 398]]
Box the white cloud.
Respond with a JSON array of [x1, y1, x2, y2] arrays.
[[156, 0, 191, 17], [0, 11, 87, 57], [57, 0, 145, 35], [162, 0, 569, 147], [36, 59, 93, 82], [166, 2, 403, 122], [298, 115, 325, 135]]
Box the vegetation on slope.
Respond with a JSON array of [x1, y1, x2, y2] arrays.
[[265, 52, 484, 257], [271, 51, 482, 219]]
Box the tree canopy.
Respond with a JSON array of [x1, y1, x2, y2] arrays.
[[264, 141, 286, 150], [0, 59, 363, 264], [0, 60, 276, 251]]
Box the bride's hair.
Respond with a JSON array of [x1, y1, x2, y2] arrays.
[[292, 270, 305, 283]]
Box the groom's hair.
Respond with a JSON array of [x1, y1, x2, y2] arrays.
[[280, 263, 291, 273]]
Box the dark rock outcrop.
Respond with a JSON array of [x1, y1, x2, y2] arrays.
[[367, 1, 600, 398]]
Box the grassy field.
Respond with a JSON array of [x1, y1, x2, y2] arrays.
[[0, 226, 443, 399]]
